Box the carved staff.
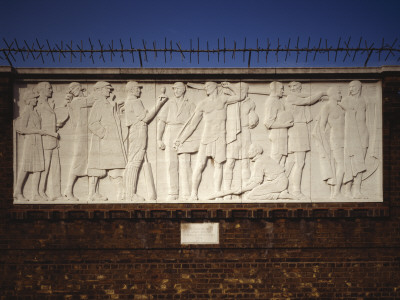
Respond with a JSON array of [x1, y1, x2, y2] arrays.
[[143, 154, 156, 200]]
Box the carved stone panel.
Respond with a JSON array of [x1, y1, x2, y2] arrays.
[[13, 79, 383, 204]]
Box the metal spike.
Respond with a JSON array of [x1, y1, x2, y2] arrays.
[[89, 38, 95, 64], [243, 37, 246, 62], [248, 50, 251, 68], [176, 42, 185, 61], [164, 37, 167, 64], [217, 38, 220, 63], [129, 38, 135, 64], [120, 39, 125, 62], [335, 37, 341, 62], [285, 38, 291, 61], [153, 41, 157, 59], [142, 39, 148, 62], [190, 39, 192, 63], [3, 38, 16, 62], [313, 38, 321, 61], [14, 39, 25, 62]]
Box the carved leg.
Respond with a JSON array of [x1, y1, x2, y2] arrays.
[[88, 176, 96, 200], [166, 146, 179, 200], [124, 165, 144, 202], [353, 173, 367, 199], [332, 152, 345, 199], [353, 148, 367, 199], [190, 153, 207, 201], [14, 169, 28, 201], [88, 176, 107, 201], [31, 172, 45, 201], [64, 174, 78, 201], [223, 158, 235, 189], [241, 158, 251, 182], [179, 153, 192, 200], [223, 158, 235, 200], [292, 151, 306, 199], [344, 181, 353, 198], [39, 149, 51, 201], [114, 176, 124, 201], [214, 162, 223, 194], [50, 148, 63, 201]]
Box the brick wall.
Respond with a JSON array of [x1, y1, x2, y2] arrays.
[[0, 68, 399, 299]]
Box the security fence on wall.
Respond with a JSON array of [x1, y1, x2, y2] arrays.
[[1, 37, 399, 67]]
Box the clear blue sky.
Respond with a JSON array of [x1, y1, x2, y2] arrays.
[[1, 0, 399, 67]]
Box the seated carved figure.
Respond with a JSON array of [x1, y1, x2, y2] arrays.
[[238, 144, 294, 200], [209, 144, 293, 201]]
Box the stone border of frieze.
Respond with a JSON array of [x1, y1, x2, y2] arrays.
[[8, 66, 396, 206]]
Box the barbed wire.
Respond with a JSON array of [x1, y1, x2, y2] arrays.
[[1, 37, 399, 67]]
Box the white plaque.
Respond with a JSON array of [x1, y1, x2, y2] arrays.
[[181, 223, 220, 245]]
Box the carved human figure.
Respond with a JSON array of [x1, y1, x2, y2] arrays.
[[285, 81, 326, 199], [339, 80, 369, 198], [264, 81, 294, 167], [34, 82, 63, 201], [63, 82, 96, 201], [123, 81, 168, 201], [157, 82, 196, 200], [14, 91, 58, 201], [87, 81, 126, 201], [313, 86, 347, 199], [224, 82, 259, 197], [231, 144, 293, 200], [174, 82, 246, 201]]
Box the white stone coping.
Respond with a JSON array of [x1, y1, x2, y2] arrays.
[[1, 66, 400, 76]]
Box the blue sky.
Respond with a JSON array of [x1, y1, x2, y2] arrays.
[[1, 0, 399, 67]]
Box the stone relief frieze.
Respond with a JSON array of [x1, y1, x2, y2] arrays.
[[13, 79, 383, 204]]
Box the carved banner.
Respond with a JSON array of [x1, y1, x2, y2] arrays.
[[13, 79, 382, 204]]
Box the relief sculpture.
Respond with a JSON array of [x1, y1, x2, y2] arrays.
[[285, 82, 326, 199], [224, 83, 259, 200], [174, 82, 247, 201], [35, 82, 63, 201], [313, 86, 346, 199], [63, 82, 95, 201], [157, 82, 195, 201], [13, 79, 383, 204], [14, 91, 49, 201], [87, 81, 125, 202], [124, 81, 168, 202], [340, 80, 377, 199], [263, 81, 293, 167]]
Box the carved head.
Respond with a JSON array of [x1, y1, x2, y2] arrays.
[[327, 86, 342, 102], [34, 82, 53, 99], [288, 81, 302, 93], [248, 143, 263, 161], [204, 82, 218, 96], [94, 81, 114, 99], [126, 81, 143, 98], [349, 80, 362, 96], [23, 90, 39, 107], [172, 82, 186, 98], [269, 81, 284, 97], [67, 82, 84, 98]]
